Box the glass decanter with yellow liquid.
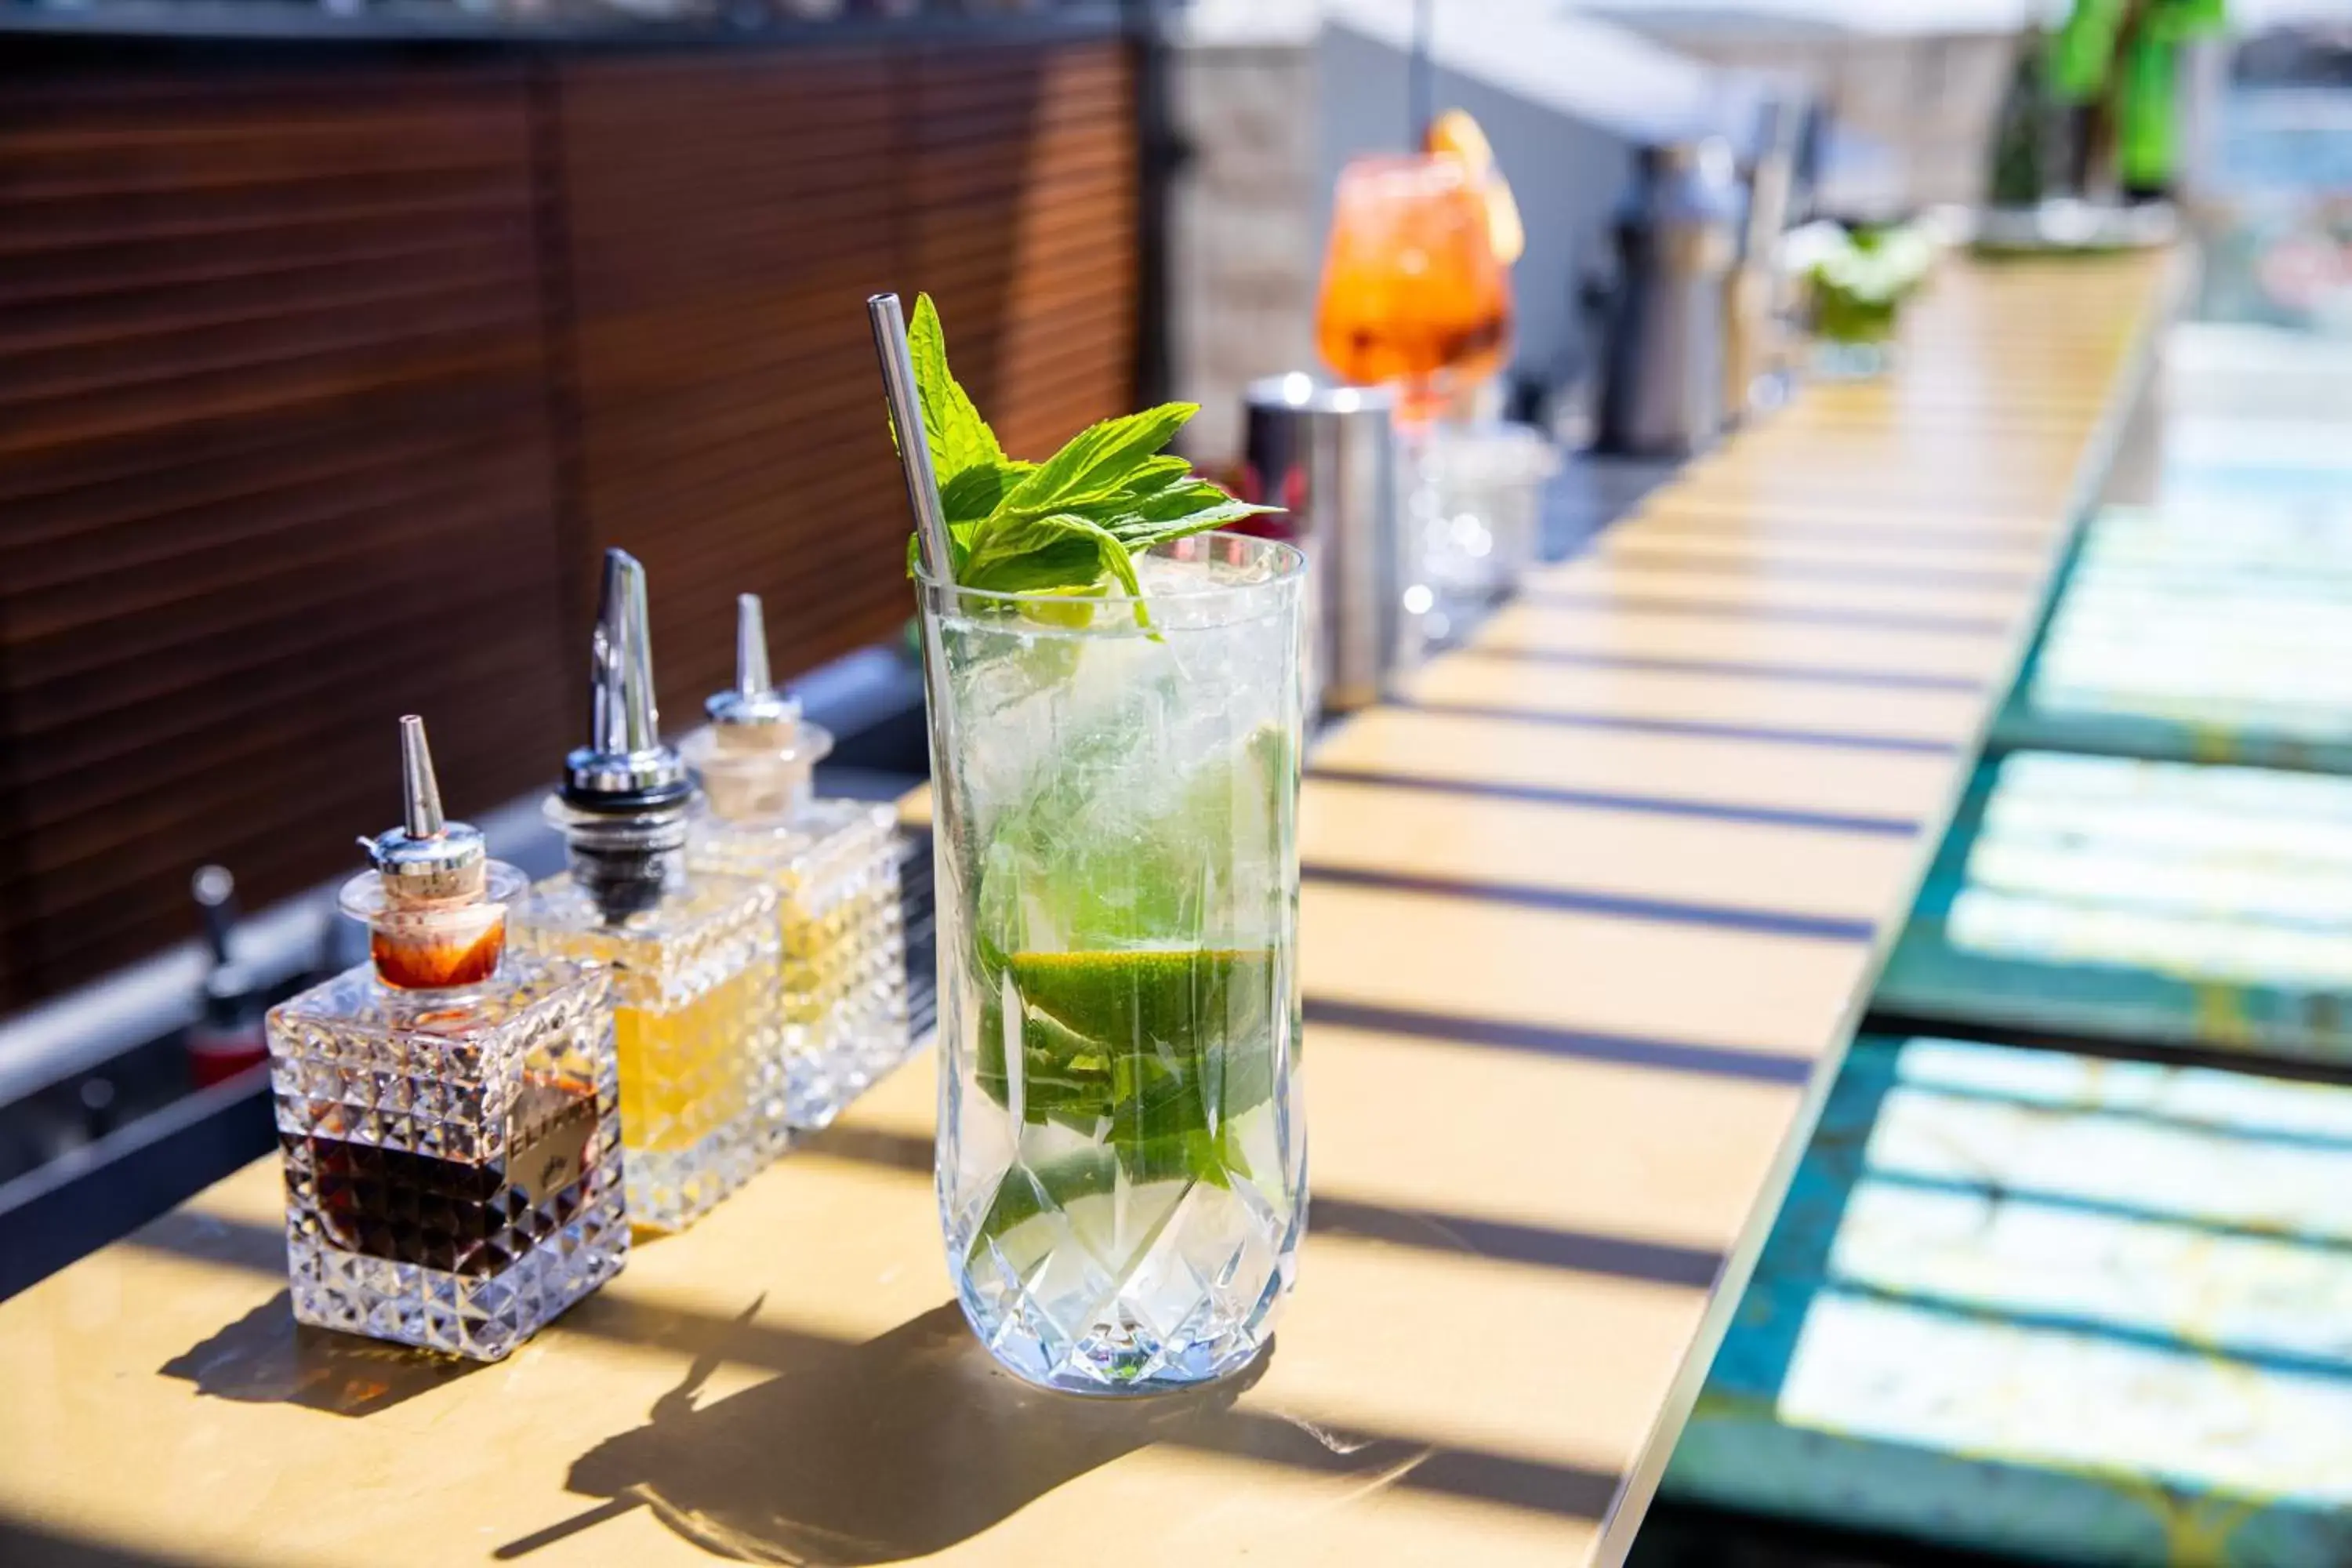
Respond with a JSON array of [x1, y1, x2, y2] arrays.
[[684, 594, 909, 1143], [510, 550, 782, 1231]]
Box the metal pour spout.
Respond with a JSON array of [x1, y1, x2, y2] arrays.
[[705, 593, 800, 735], [363, 714, 487, 902], [735, 593, 772, 700], [564, 548, 689, 811], [401, 713, 445, 839], [591, 548, 659, 760], [689, 591, 828, 822]]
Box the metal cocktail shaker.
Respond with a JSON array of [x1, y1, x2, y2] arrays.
[[1595, 139, 1741, 457], [1240, 374, 1407, 713]]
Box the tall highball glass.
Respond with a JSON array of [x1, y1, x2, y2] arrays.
[[919, 532, 1308, 1394]]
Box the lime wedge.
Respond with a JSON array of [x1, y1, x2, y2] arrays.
[[978, 947, 1280, 1144], [1007, 948, 1272, 1047]]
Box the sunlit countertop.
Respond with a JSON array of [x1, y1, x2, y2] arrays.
[[0, 250, 2173, 1567]]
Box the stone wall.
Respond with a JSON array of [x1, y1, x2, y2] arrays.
[[1165, 40, 1323, 462]]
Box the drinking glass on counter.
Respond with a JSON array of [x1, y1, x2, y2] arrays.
[[1316, 152, 1516, 642], [919, 534, 1308, 1394]]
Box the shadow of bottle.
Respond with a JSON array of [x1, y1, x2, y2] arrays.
[[516, 1300, 1425, 1566], [160, 1290, 483, 1417]]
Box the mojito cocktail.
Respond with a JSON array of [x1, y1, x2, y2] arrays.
[[922, 533, 1306, 1392], [881, 292, 1306, 1392]]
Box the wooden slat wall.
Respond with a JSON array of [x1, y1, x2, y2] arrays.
[[0, 34, 1138, 1013], [558, 47, 905, 717], [0, 60, 570, 1000], [559, 37, 1137, 721], [905, 42, 1138, 459]]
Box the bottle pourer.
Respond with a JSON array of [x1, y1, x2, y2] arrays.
[[685, 593, 833, 822], [343, 715, 521, 989], [566, 548, 691, 814], [550, 548, 692, 916], [364, 715, 488, 902]]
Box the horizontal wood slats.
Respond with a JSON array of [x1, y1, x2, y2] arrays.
[[560, 35, 1134, 725], [0, 59, 568, 998], [0, 33, 1138, 1011]]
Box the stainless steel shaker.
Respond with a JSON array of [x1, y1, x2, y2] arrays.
[[1595, 138, 1741, 457], [1240, 375, 1407, 713]]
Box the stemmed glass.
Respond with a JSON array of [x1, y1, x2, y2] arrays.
[[1314, 154, 1515, 640], [1315, 153, 1513, 423]]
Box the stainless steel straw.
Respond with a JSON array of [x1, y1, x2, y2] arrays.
[[866, 292, 956, 585]]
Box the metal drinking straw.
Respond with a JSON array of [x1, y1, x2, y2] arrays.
[[866, 292, 957, 586]]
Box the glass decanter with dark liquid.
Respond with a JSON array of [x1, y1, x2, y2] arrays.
[[266, 716, 627, 1360]]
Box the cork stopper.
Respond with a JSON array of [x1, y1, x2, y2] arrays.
[[342, 716, 523, 990], [684, 593, 833, 822]]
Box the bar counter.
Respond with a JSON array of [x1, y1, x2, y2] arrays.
[[0, 252, 2172, 1567]]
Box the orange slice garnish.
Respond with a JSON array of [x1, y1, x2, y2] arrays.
[[1427, 108, 1525, 266]]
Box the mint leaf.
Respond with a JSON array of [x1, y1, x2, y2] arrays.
[[961, 511, 1136, 598], [890, 298, 1280, 602], [961, 510, 1150, 629], [997, 404, 1197, 519], [1123, 478, 1247, 524], [1105, 454, 1192, 501], [960, 532, 1102, 594], [907, 521, 987, 581], [1105, 495, 1282, 550], [941, 459, 1033, 524], [907, 293, 1005, 487], [908, 460, 1036, 580]]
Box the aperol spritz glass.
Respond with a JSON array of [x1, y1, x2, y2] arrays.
[[1315, 153, 1514, 426]]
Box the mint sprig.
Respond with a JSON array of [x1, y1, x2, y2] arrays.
[[897, 294, 1280, 608]]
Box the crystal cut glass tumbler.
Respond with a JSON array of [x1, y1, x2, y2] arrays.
[[920, 533, 1308, 1393]]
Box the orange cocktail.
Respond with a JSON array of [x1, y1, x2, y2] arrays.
[[1315, 153, 1512, 423]]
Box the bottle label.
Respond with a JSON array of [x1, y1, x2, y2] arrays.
[[506, 1084, 599, 1205]]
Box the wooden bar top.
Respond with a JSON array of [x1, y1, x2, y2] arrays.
[[0, 253, 2172, 1568]]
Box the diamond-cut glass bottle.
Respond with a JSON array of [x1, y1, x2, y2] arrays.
[[267, 717, 627, 1363], [684, 594, 910, 1143], [510, 860, 776, 1228], [508, 549, 780, 1228]]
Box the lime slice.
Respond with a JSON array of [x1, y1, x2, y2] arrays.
[[1008, 948, 1271, 1047], [977, 947, 1280, 1142], [1015, 585, 1103, 632]]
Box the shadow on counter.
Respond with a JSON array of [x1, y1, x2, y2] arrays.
[[0, 1520, 220, 1568], [124, 1190, 1626, 1563], [506, 1301, 1309, 1564], [162, 1290, 487, 1417], [515, 1276, 1628, 1564]]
